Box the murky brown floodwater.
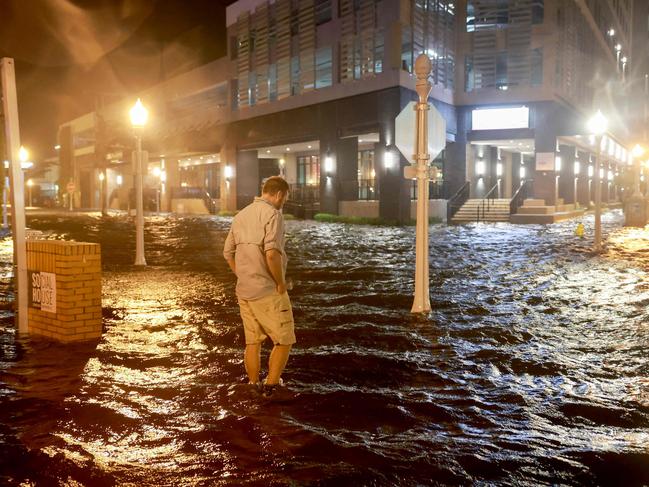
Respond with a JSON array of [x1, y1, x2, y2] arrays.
[[1, 209, 648, 486]]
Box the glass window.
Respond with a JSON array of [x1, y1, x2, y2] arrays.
[[315, 46, 332, 88], [531, 48, 543, 85], [532, 0, 544, 24], [290, 56, 300, 96], [465, 56, 474, 92], [269, 64, 278, 101], [357, 150, 376, 200], [401, 25, 413, 73], [374, 31, 384, 74], [315, 0, 332, 25], [297, 156, 320, 186], [496, 51, 507, 88], [248, 72, 257, 106]]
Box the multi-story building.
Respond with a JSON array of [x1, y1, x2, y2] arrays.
[[57, 0, 639, 222]]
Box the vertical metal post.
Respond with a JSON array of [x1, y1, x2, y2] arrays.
[[594, 136, 602, 252], [411, 54, 432, 314], [1, 58, 28, 333], [2, 175, 8, 229], [134, 135, 146, 266]]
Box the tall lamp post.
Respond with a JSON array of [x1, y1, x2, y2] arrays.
[[130, 98, 148, 266], [587, 110, 608, 252]]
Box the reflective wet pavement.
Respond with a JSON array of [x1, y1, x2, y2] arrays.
[[1, 210, 648, 485]]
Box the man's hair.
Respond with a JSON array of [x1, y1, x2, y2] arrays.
[[262, 176, 289, 195]]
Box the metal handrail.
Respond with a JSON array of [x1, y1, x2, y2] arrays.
[[476, 182, 499, 222], [509, 180, 532, 215], [447, 181, 470, 222]]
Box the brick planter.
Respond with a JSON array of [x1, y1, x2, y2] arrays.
[[26, 241, 102, 342]]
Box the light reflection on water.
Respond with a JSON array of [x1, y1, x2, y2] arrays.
[[0, 210, 648, 485]]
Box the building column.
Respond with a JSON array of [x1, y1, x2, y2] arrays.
[[558, 144, 575, 204], [533, 126, 558, 205], [511, 152, 522, 192], [378, 132, 410, 223], [502, 150, 513, 198], [162, 158, 179, 212], [219, 144, 237, 212], [235, 150, 259, 209]]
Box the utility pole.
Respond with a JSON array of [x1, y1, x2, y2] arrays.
[[1, 58, 28, 333]]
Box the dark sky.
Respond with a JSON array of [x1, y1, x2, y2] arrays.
[[0, 0, 233, 161]]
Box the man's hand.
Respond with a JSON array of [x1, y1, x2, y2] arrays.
[[265, 249, 286, 294]]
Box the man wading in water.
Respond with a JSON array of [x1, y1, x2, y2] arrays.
[[223, 176, 295, 398]]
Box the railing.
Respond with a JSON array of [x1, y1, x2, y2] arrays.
[[289, 183, 320, 203], [510, 179, 533, 215], [170, 186, 217, 214], [358, 179, 378, 200], [284, 184, 320, 219], [447, 181, 470, 222], [409, 180, 446, 200], [476, 182, 499, 222]]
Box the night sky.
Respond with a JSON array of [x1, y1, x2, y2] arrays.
[[0, 0, 233, 162]]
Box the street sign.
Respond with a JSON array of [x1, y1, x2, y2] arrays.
[[395, 101, 447, 165], [403, 165, 439, 181]]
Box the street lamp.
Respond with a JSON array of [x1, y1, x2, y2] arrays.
[[26, 179, 33, 207], [130, 98, 148, 266], [587, 110, 608, 251]]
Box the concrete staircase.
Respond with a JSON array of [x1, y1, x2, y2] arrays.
[[451, 198, 511, 223], [510, 198, 586, 224]]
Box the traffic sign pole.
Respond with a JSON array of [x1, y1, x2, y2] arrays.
[[1, 58, 28, 333], [411, 54, 433, 314]]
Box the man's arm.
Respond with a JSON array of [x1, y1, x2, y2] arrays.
[[223, 229, 236, 274], [265, 249, 286, 294]]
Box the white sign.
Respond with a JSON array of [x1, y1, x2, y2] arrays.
[[472, 106, 529, 131], [535, 152, 555, 171], [29, 271, 56, 313], [395, 101, 447, 165]]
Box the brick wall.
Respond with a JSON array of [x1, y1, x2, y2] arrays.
[[26, 241, 102, 342]]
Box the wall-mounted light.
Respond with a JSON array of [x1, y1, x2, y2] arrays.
[[496, 162, 503, 177], [324, 153, 333, 175], [519, 166, 526, 179], [98, 172, 105, 182], [116, 175, 123, 186], [599, 168, 604, 178], [574, 161, 580, 175], [475, 160, 485, 177], [608, 28, 615, 37], [588, 165, 594, 178], [153, 167, 161, 178], [384, 148, 396, 169], [160, 170, 167, 183], [607, 170, 613, 181], [555, 156, 562, 171], [279, 158, 285, 167], [224, 165, 233, 180]]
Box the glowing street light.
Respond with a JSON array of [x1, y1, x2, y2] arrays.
[[130, 98, 148, 266], [587, 110, 608, 251]]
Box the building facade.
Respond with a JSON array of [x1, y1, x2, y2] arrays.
[[57, 0, 640, 222]]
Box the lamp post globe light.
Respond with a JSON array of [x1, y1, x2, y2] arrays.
[[587, 110, 607, 252], [130, 98, 148, 266]]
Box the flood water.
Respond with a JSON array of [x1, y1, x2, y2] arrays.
[[1, 209, 648, 486]]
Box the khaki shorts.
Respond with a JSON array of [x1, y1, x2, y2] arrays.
[[238, 292, 296, 345]]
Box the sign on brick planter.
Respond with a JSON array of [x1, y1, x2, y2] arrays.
[[26, 241, 102, 342]]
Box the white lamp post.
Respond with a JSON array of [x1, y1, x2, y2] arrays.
[[130, 98, 148, 266], [587, 110, 608, 252]]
